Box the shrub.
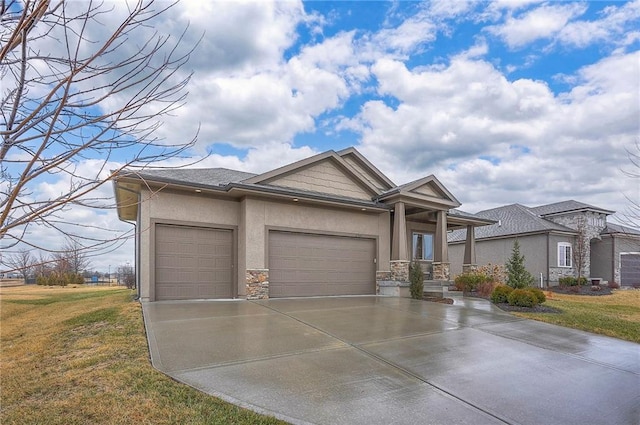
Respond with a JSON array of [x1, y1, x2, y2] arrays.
[[490, 285, 514, 304], [476, 280, 498, 298], [560, 276, 573, 286], [528, 287, 546, 304], [409, 261, 424, 300], [559, 276, 588, 287], [454, 272, 490, 293], [34, 272, 83, 286], [507, 289, 539, 308], [559, 276, 577, 287], [608, 281, 620, 289]]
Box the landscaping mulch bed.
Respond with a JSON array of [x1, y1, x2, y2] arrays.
[[422, 295, 454, 304], [425, 291, 563, 313], [495, 303, 562, 314], [550, 285, 613, 296]]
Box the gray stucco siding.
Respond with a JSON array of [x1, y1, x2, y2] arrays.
[[450, 234, 548, 282], [590, 237, 614, 283]]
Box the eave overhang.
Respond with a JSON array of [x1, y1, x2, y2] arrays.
[[448, 228, 579, 244], [377, 191, 460, 211], [111, 173, 390, 222]]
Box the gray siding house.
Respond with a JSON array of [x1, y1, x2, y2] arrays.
[[449, 201, 640, 287]]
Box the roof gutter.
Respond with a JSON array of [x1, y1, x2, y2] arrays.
[[113, 173, 390, 212]]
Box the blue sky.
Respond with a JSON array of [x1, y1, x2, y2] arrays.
[[3, 0, 639, 272]]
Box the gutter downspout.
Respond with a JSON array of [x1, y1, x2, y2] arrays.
[[546, 232, 550, 288], [611, 234, 616, 284], [136, 191, 141, 300]]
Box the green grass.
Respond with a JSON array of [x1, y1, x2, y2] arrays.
[[0, 285, 287, 425], [512, 290, 640, 343]]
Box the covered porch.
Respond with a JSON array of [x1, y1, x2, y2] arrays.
[[376, 176, 494, 295]]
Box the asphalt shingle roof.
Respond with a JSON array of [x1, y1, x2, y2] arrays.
[[134, 168, 257, 187], [601, 223, 640, 236], [529, 200, 613, 216], [448, 203, 574, 242], [448, 209, 492, 221]]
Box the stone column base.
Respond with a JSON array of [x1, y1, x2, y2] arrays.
[[432, 262, 450, 281], [390, 260, 410, 282], [246, 269, 269, 300], [462, 264, 477, 273]]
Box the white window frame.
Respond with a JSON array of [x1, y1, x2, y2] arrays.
[[558, 242, 572, 268]]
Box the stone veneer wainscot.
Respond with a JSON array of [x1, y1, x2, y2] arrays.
[[246, 269, 269, 300]]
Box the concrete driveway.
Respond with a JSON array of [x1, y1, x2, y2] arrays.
[[142, 296, 639, 425]]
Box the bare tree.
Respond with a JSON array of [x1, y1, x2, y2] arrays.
[[5, 248, 35, 278], [622, 140, 640, 228], [117, 263, 135, 289], [52, 238, 90, 274], [33, 251, 51, 278], [572, 217, 589, 283], [1, 0, 199, 255]]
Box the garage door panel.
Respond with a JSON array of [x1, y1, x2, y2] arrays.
[[620, 254, 640, 287], [155, 224, 233, 300], [269, 231, 375, 298]]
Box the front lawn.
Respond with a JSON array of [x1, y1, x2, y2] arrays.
[[511, 290, 640, 343], [0, 285, 286, 425]]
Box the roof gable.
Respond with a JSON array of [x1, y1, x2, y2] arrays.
[[243, 151, 380, 200], [337, 147, 395, 192], [378, 175, 460, 208]]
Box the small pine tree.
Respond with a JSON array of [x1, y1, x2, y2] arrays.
[[409, 261, 424, 299], [505, 240, 535, 289]]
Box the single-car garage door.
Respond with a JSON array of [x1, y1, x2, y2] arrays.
[[269, 231, 376, 298], [155, 224, 233, 300], [620, 253, 640, 287]]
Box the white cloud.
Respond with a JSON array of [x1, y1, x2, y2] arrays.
[[179, 142, 318, 175], [556, 0, 640, 48], [427, 0, 476, 19], [373, 11, 437, 56], [349, 50, 638, 218], [156, 33, 356, 148], [488, 3, 588, 48], [176, 0, 306, 74]]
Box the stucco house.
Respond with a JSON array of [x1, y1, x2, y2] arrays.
[[113, 147, 492, 301], [448, 200, 640, 287]]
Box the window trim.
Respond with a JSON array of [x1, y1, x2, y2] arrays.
[[412, 232, 434, 261], [558, 242, 572, 268]]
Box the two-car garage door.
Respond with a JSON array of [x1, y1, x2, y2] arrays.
[[268, 231, 376, 298], [154, 225, 376, 300], [155, 224, 232, 300]]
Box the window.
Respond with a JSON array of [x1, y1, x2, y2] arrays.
[[558, 243, 572, 267], [412, 233, 434, 261]]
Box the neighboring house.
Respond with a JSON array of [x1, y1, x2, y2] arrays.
[[448, 200, 640, 287], [113, 147, 492, 301]]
